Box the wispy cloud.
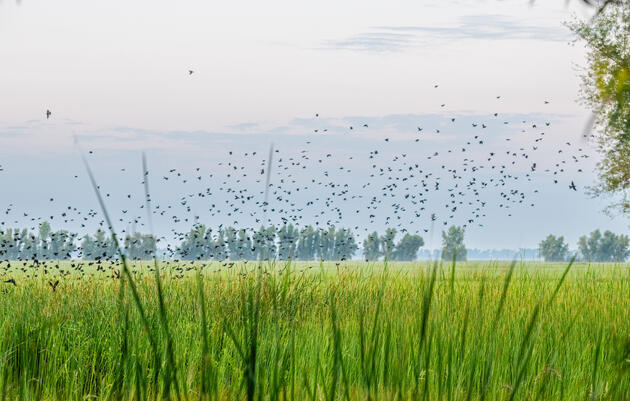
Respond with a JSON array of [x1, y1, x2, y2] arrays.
[[324, 32, 416, 52], [326, 15, 573, 52]]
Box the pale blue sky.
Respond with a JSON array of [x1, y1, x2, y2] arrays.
[[0, 0, 627, 250]]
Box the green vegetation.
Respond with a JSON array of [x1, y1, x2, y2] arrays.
[[539, 234, 570, 262], [568, 3, 630, 214], [362, 228, 424, 262], [578, 229, 630, 262], [0, 260, 628, 400], [441, 226, 467, 261]]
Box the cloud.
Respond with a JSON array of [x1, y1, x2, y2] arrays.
[[324, 32, 416, 53], [326, 14, 573, 52]]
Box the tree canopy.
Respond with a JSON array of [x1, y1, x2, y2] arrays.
[[441, 226, 467, 261], [539, 234, 570, 262], [568, 3, 630, 214], [577, 229, 630, 261]]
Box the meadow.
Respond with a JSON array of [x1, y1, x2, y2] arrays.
[[0, 260, 628, 400]]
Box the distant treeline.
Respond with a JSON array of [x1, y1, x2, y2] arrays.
[[0, 222, 156, 261], [540, 230, 630, 262], [2, 222, 629, 262], [176, 225, 424, 262], [0, 222, 423, 262]]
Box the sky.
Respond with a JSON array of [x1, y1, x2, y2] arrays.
[[0, 0, 628, 250]]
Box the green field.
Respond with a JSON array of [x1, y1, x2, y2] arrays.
[[0, 260, 628, 400]]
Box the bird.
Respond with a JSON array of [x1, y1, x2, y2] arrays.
[[46, 109, 51, 119], [188, 70, 194, 75], [569, 181, 577, 191], [3, 279, 16, 286], [48, 280, 59, 292]]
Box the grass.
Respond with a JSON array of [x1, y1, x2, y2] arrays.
[[0, 260, 628, 400]]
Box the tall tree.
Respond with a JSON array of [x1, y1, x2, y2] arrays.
[[568, 5, 630, 214], [237, 228, 253, 260], [317, 226, 336, 260], [333, 228, 358, 261], [211, 228, 227, 261], [578, 229, 603, 261], [296, 225, 318, 260], [177, 224, 209, 260], [224, 227, 239, 260], [252, 225, 277, 261], [380, 228, 397, 261], [393, 234, 424, 261], [362, 231, 381, 261], [277, 224, 299, 260], [442, 226, 467, 261], [579, 229, 630, 261], [38, 221, 51, 259], [124, 233, 156, 260], [539, 234, 569, 262]]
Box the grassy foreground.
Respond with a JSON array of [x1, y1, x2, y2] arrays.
[[0, 260, 629, 400]]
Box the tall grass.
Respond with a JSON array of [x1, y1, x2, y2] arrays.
[[0, 260, 628, 400]]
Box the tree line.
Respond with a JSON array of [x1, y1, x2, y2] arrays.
[[0, 222, 435, 262], [0, 222, 156, 261], [539, 230, 630, 262], [11, 222, 629, 263], [177, 224, 361, 261]]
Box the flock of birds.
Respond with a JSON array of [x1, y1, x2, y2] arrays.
[[0, 70, 591, 282]]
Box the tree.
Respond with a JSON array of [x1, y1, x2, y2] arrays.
[[568, 4, 630, 214], [237, 229, 253, 260], [93, 229, 116, 260], [277, 224, 299, 260], [380, 228, 397, 261], [252, 225, 277, 261], [38, 221, 51, 258], [333, 228, 358, 261], [539, 234, 569, 262], [578, 229, 603, 261], [178, 224, 209, 260], [124, 232, 156, 260], [296, 225, 318, 260], [317, 226, 336, 260], [224, 227, 239, 260], [362, 231, 381, 261], [611, 232, 630, 261], [211, 229, 227, 261], [442, 226, 467, 261], [393, 234, 424, 261], [578, 229, 630, 261], [80, 234, 96, 259]]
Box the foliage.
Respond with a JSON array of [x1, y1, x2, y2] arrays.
[[362, 231, 381, 261], [379, 228, 397, 261], [441, 226, 467, 261], [567, 4, 630, 214], [577, 229, 630, 261], [123, 232, 157, 260], [393, 234, 425, 261], [539, 234, 570, 262], [0, 222, 77, 261]]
